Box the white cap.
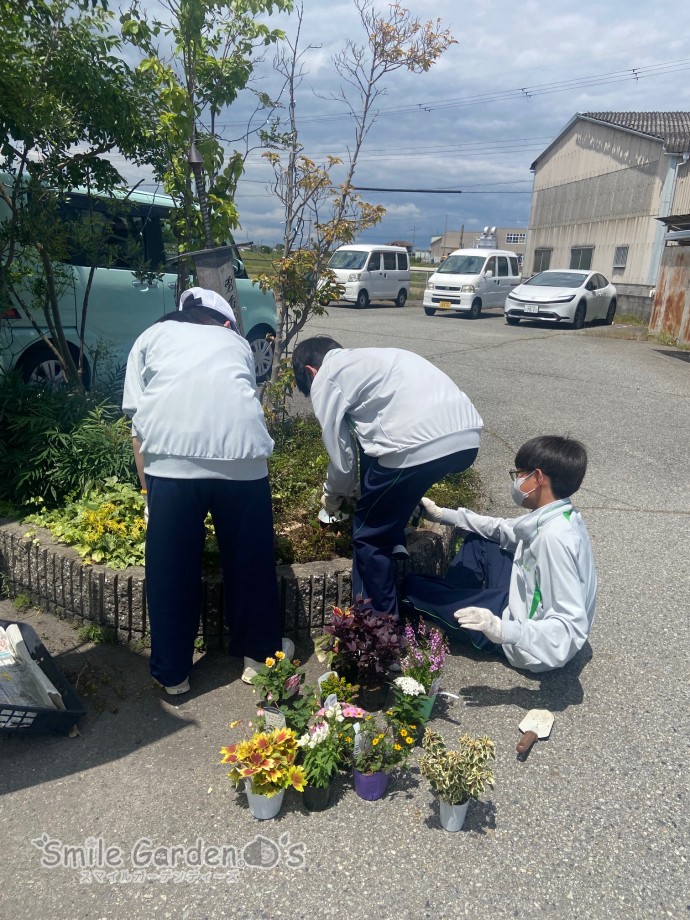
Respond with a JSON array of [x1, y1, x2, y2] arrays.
[[179, 286, 236, 325]]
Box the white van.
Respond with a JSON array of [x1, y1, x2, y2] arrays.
[[324, 244, 410, 308], [423, 248, 521, 318]]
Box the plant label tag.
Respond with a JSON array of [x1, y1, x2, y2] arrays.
[[429, 677, 442, 696], [324, 693, 338, 710], [353, 730, 369, 757], [262, 706, 286, 730], [318, 671, 337, 692]]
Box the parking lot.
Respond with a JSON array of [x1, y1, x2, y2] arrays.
[[1, 301, 689, 920]]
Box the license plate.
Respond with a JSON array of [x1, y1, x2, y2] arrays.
[[438, 301, 451, 310], [523, 304, 539, 314]]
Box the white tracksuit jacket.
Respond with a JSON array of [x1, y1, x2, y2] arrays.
[[310, 348, 483, 499], [452, 498, 597, 672]]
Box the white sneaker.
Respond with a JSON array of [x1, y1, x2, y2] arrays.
[[164, 677, 190, 696], [242, 638, 295, 685]]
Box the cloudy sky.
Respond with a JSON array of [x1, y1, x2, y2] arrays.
[[129, 0, 690, 250]]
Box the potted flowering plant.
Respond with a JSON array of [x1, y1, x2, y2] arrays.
[[312, 700, 368, 767], [221, 727, 307, 820], [296, 718, 342, 812], [386, 675, 428, 738], [315, 599, 403, 709], [351, 716, 412, 801], [419, 728, 496, 832], [400, 621, 448, 721], [250, 649, 305, 704]]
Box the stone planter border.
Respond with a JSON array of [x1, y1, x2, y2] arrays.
[[0, 519, 454, 647]]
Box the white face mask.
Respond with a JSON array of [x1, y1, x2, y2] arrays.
[[511, 474, 537, 507]]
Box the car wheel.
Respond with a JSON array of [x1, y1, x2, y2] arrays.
[[604, 298, 617, 325], [468, 297, 482, 319], [395, 289, 407, 308], [572, 301, 587, 330], [318, 298, 330, 307], [424, 307, 436, 316], [505, 316, 520, 326], [18, 343, 91, 388], [355, 290, 369, 309], [246, 326, 275, 383]]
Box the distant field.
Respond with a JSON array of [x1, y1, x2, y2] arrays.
[[240, 250, 277, 280]]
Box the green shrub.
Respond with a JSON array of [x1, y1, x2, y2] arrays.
[[7, 392, 481, 568], [0, 373, 137, 506], [26, 478, 146, 569]]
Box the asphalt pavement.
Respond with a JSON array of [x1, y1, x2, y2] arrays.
[[1, 302, 688, 920]]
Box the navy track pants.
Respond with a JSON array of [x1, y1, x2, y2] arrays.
[[352, 447, 478, 617], [145, 475, 282, 686], [403, 532, 513, 653]]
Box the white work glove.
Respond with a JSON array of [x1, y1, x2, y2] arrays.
[[420, 497, 444, 522], [454, 606, 505, 645], [321, 493, 344, 514]]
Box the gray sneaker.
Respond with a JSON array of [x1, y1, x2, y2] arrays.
[[164, 677, 190, 696]]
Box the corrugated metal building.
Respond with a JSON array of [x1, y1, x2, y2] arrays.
[[525, 112, 690, 318]]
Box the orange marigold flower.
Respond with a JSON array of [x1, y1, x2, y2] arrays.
[[265, 657, 275, 668]]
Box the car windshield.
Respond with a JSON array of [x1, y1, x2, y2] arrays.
[[328, 250, 368, 270], [525, 271, 587, 288], [436, 255, 486, 275]]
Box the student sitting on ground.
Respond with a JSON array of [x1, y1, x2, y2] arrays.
[[403, 435, 597, 672]]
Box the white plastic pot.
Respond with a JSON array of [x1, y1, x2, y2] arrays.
[[246, 785, 285, 820], [439, 798, 469, 832]]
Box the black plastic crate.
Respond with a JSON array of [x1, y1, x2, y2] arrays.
[[0, 619, 86, 735]]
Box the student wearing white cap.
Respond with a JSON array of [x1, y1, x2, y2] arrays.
[[123, 288, 292, 695]]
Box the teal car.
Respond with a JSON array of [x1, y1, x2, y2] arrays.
[[0, 187, 277, 384]]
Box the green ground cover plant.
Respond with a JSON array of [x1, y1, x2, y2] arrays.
[[2, 380, 479, 569]]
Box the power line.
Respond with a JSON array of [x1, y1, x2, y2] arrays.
[[215, 57, 690, 130]]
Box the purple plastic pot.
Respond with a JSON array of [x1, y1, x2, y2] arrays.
[[353, 769, 389, 801]]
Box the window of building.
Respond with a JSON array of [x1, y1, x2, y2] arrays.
[[570, 247, 593, 271], [533, 248, 551, 273], [506, 232, 526, 244], [613, 245, 629, 271]]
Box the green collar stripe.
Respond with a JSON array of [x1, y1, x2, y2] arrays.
[[529, 584, 542, 619], [563, 509, 572, 520]]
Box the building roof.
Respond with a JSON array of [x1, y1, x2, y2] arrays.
[[581, 112, 690, 153], [531, 111, 690, 169]]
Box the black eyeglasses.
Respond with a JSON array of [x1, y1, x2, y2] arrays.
[[509, 469, 535, 482]]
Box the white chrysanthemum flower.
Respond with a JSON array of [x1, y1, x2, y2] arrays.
[[394, 675, 426, 697]]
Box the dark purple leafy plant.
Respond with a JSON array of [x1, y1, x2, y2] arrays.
[[321, 597, 403, 688]]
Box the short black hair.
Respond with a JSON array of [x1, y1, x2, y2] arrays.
[[514, 435, 588, 498], [292, 336, 343, 396]]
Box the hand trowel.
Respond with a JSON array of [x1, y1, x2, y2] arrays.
[[516, 709, 554, 760]]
